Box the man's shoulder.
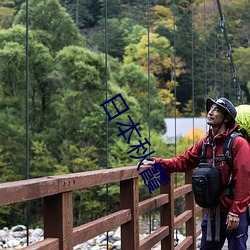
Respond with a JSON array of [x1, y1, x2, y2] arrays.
[[230, 132, 250, 152]]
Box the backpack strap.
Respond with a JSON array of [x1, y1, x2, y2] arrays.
[[223, 131, 242, 169], [200, 142, 208, 163], [223, 132, 242, 200]]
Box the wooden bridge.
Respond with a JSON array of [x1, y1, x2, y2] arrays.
[[0, 165, 204, 250]]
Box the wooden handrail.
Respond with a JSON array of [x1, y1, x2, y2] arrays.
[[0, 165, 203, 250]]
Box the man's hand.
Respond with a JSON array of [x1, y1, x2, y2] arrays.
[[226, 213, 240, 230], [139, 159, 155, 166]]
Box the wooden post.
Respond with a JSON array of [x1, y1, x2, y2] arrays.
[[120, 178, 139, 250], [161, 173, 174, 250], [44, 192, 73, 250], [185, 171, 196, 250]]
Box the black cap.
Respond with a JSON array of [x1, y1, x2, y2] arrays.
[[206, 97, 237, 119]]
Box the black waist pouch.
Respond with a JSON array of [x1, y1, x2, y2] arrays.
[[192, 163, 221, 208]]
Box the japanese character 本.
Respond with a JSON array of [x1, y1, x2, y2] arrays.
[[116, 115, 141, 144], [100, 93, 129, 121]]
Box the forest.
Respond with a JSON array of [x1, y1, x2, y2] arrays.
[[0, 0, 249, 228]]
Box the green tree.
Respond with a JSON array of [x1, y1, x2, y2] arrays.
[[115, 63, 165, 132], [234, 46, 250, 102], [14, 0, 84, 52], [61, 0, 101, 29]]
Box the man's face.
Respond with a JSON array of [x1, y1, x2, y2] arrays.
[[207, 104, 226, 127]]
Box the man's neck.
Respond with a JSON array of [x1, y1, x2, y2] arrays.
[[211, 126, 227, 137]]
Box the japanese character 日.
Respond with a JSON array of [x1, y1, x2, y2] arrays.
[[100, 93, 129, 121]]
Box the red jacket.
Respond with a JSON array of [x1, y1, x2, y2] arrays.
[[154, 124, 250, 216]]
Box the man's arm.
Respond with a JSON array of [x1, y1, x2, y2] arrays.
[[229, 136, 250, 215], [140, 139, 204, 173]]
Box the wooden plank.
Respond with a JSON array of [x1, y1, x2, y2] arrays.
[[0, 165, 147, 206], [120, 178, 139, 250], [140, 226, 169, 250], [196, 226, 202, 237], [185, 172, 196, 250], [58, 165, 147, 192], [0, 177, 59, 206], [139, 194, 169, 215], [22, 238, 59, 250], [174, 236, 193, 250], [161, 173, 174, 250], [174, 210, 192, 229], [195, 204, 203, 213], [174, 184, 192, 199], [73, 209, 131, 245], [44, 192, 73, 250]]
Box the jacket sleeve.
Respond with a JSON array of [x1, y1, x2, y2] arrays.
[[229, 136, 250, 215], [154, 140, 203, 173]]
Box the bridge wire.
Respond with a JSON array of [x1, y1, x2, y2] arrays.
[[218, 28, 225, 96], [147, 0, 152, 235], [172, 0, 179, 245], [104, 0, 109, 248], [191, 1, 195, 144], [213, 0, 217, 95], [25, 0, 30, 245], [215, 0, 242, 104], [203, 0, 207, 98]]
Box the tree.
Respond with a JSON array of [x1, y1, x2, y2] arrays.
[[0, 25, 56, 132], [0, 6, 15, 29], [234, 46, 250, 102], [148, 5, 174, 33], [115, 63, 166, 132], [14, 0, 84, 52], [124, 32, 185, 88], [61, 0, 101, 29], [86, 17, 139, 60]]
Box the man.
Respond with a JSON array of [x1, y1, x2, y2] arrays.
[[141, 97, 250, 250]]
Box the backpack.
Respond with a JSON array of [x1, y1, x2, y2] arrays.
[[235, 105, 250, 142], [192, 131, 241, 208]]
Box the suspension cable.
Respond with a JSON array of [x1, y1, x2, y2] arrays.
[[172, 0, 179, 245], [147, 1, 150, 162], [216, 0, 242, 104], [147, 0, 152, 235], [104, 0, 109, 248], [213, 0, 217, 94], [191, 0, 195, 145], [173, 1, 177, 158], [203, 0, 207, 98], [25, 0, 30, 245]]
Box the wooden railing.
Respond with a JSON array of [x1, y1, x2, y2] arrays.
[[0, 165, 203, 250]]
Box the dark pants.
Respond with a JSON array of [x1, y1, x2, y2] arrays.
[[200, 211, 249, 250]]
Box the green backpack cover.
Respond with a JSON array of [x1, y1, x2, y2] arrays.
[[235, 105, 250, 140]]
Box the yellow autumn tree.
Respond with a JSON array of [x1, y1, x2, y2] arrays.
[[124, 31, 185, 117], [124, 32, 185, 78], [148, 5, 174, 32], [0, 7, 15, 29]]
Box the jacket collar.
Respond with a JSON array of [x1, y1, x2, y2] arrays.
[[206, 124, 239, 143]]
